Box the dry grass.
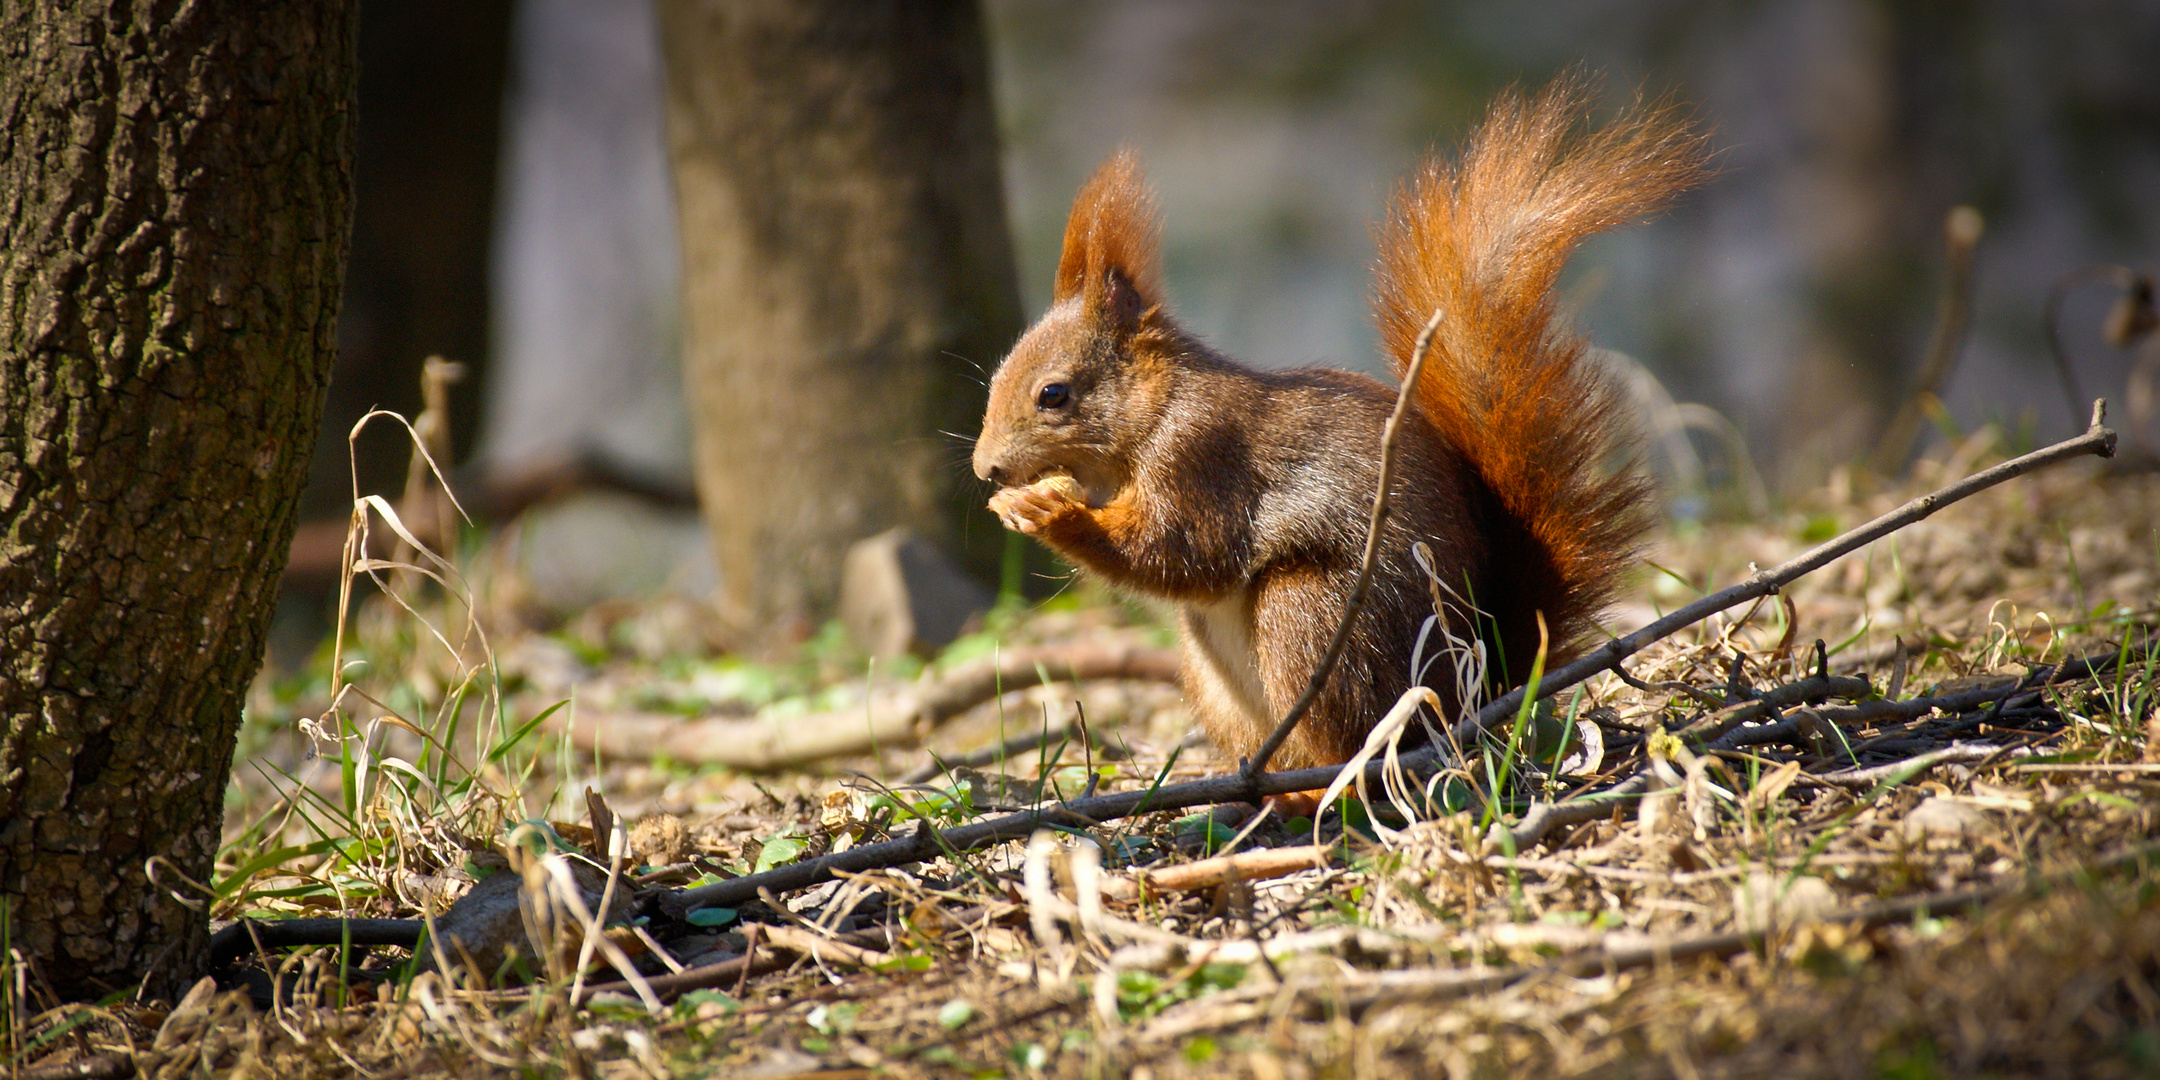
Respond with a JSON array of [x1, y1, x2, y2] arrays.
[[13, 439, 2160, 1080]]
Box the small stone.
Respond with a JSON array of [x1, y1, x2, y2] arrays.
[[1903, 795, 1990, 840], [1733, 872, 1836, 933], [839, 528, 992, 659], [153, 976, 220, 1051], [416, 854, 633, 984], [628, 813, 689, 866], [737, 1048, 828, 1078]]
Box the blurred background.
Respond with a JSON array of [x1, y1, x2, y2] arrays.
[[279, 0, 2160, 659]]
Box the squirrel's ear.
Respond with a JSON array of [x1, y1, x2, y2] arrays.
[[1101, 267, 1146, 331], [1053, 148, 1163, 325]]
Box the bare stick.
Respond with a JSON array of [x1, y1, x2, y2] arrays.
[[900, 715, 1129, 785], [1670, 671, 1875, 744], [1455, 400, 2117, 751], [1494, 646, 2116, 850], [209, 917, 422, 971], [2043, 266, 2144, 429], [534, 921, 915, 1004], [558, 643, 1179, 770], [1243, 308, 1445, 779], [668, 754, 1402, 914], [1136, 846, 1331, 893], [1871, 206, 1984, 473], [1803, 742, 2020, 788]]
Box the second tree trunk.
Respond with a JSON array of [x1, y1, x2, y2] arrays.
[[655, 0, 1022, 637]]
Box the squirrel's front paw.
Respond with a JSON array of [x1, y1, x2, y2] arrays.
[[988, 474, 1085, 535]]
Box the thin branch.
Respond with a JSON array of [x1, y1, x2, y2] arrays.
[[1456, 401, 2117, 751], [1135, 845, 1332, 893], [557, 643, 1179, 770], [2044, 266, 2144, 429], [1494, 647, 2115, 849], [1871, 206, 1984, 474], [1244, 308, 1445, 778], [1670, 672, 1875, 744], [1613, 665, 1737, 711], [668, 755, 1397, 915], [208, 916, 422, 971], [1722, 647, 2115, 754], [1802, 742, 2021, 789], [899, 716, 1127, 786]]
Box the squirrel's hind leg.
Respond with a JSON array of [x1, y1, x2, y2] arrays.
[[1176, 590, 1272, 766], [1248, 564, 1376, 772]]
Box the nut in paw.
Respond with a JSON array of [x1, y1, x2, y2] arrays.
[[988, 474, 1085, 534]]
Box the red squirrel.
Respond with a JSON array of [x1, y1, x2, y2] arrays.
[[971, 79, 1709, 773]]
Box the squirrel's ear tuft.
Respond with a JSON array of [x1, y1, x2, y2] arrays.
[[1053, 148, 1163, 319]]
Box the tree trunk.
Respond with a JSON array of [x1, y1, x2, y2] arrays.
[[0, 2, 356, 1000], [655, 0, 1022, 637]]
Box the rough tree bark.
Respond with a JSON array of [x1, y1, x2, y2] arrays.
[[0, 3, 356, 1000], [655, 0, 1022, 636]]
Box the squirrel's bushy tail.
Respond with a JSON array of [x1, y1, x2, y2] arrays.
[[1373, 76, 1709, 660]]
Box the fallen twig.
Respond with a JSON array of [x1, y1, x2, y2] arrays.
[[759, 924, 893, 969], [209, 917, 423, 971], [664, 758, 1383, 916], [1614, 666, 1733, 710], [664, 604, 2113, 919], [1493, 648, 2111, 849], [1457, 402, 2116, 752], [1872, 206, 1984, 473], [559, 643, 1179, 769], [1135, 846, 1333, 894], [900, 715, 1129, 785], [1805, 741, 2030, 788], [1672, 671, 1874, 743], [1730, 647, 2115, 754]]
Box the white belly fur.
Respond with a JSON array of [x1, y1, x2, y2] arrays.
[[1179, 589, 1271, 728]]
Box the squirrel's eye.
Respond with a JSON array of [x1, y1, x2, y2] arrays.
[[1036, 382, 1071, 410]]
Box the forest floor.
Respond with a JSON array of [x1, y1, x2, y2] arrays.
[[18, 435, 2160, 1080]]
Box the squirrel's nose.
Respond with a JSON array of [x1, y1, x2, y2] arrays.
[[970, 439, 999, 484]]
